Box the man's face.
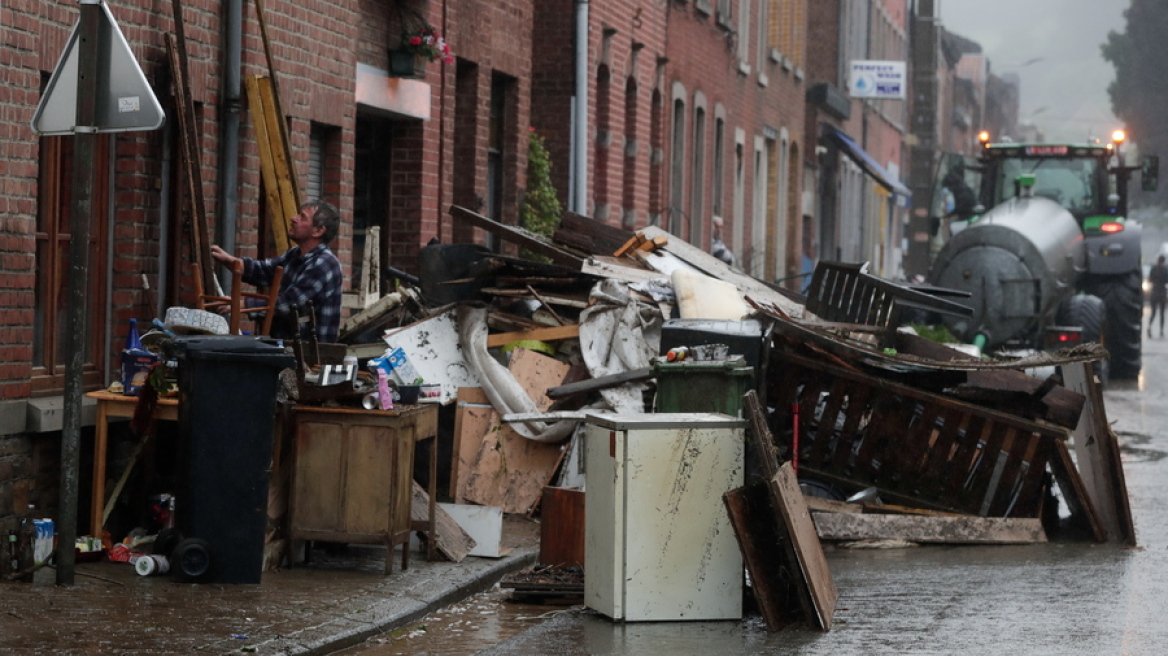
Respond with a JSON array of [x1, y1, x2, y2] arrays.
[[289, 206, 324, 244]]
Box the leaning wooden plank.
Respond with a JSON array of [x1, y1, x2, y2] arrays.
[[768, 462, 837, 631], [256, 76, 300, 229], [1062, 362, 1136, 545], [486, 324, 580, 348], [449, 205, 585, 269], [410, 480, 476, 563], [243, 75, 289, 253], [724, 484, 799, 632], [1047, 438, 1106, 542], [813, 513, 1048, 544], [165, 31, 215, 295]]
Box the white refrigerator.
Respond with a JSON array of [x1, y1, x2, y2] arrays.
[[583, 412, 745, 621]]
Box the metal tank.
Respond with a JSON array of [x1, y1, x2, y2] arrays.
[[929, 196, 1084, 349]]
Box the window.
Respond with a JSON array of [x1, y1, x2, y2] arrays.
[[751, 137, 768, 279], [486, 75, 510, 250], [712, 113, 726, 221], [690, 101, 707, 244], [669, 96, 687, 235], [737, 0, 752, 65], [33, 135, 110, 395]]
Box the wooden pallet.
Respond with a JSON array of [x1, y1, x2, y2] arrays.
[[769, 351, 1066, 518]]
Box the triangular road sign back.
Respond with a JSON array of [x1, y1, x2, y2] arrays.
[[31, 1, 165, 135]]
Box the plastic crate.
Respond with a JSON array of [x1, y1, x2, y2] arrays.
[[652, 357, 754, 416]]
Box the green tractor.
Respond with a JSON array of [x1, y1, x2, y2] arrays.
[[927, 131, 1159, 380]]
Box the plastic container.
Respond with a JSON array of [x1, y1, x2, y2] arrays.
[[121, 318, 160, 396], [168, 335, 294, 584], [134, 554, 170, 576], [652, 356, 754, 417]]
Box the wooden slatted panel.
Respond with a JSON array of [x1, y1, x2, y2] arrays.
[[772, 351, 1064, 517]]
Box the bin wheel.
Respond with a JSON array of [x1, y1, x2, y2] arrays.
[[171, 538, 214, 583], [152, 528, 182, 557]]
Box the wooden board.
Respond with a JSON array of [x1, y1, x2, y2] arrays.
[[812, 513, 1048, 544], [449, 205, 584, 269], [637, 225, 805, 318], [456, 350, 571, 514], [486, 324, 580, 348], [1062, 362, 1136, 545], [450, 387, 493, 500], [410, 481, 475, 563], [724, 484, 798, 632], [769, 462, 838, 631], [1047, 438, 1106, 542], [539, 487, 585, 568], [552, 210, 635, 255]]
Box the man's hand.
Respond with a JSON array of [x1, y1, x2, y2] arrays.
[[210, 245, 237, 266]]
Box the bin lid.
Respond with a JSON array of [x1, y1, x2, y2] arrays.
[[168, 335, 294, 365]]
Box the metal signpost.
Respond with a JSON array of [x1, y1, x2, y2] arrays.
[[31, 0, 164, 585]]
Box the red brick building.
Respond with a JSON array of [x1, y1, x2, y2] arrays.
[[0, 0, 813, 532], [532, 0, 808, 285]]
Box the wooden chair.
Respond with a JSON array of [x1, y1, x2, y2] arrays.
[[192, 260, 284, 336]]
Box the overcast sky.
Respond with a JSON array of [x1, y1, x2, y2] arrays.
[[938, 0, 1129, 143]]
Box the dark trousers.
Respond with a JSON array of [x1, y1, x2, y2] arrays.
[[1151, 296, 1167, 335]]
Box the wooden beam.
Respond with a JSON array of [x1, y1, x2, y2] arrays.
[[243, 75, 289, 252], [485, 324, 580, 348], [546, 367, 653, 399], [449, 205, 585, 269], [812, 513, 1048, 544], [164, 29, 215, 295]]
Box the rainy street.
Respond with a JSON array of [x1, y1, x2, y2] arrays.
[[342, 326, 1168, 656]]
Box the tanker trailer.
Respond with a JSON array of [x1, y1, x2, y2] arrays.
[[927, 132, 1157, 380]]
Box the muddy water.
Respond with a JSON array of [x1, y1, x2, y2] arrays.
[[334, 584, 568, 656]]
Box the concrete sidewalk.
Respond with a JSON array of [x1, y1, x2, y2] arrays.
[[0, 526, 538, 655]]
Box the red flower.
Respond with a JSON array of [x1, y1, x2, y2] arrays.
[[410, 36, 422, 46]]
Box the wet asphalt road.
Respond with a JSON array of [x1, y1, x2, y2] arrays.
[[467, 334, 1168, 655]]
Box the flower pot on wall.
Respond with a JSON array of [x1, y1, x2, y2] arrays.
[[389, 49, 426, 79]]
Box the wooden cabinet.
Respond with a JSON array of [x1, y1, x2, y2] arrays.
[[289, 404, 439, 573]]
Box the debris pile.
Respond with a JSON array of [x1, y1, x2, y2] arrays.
[[319, 204, 1132, 631]]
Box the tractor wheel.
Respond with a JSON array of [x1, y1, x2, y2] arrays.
[[1055, 294, 1107, 382], [1086, 269, 1143, 380]]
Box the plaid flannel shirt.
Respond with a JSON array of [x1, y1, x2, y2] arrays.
[[242, 244, 343, 343]]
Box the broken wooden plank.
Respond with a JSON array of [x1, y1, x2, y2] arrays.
[[724, 483, 799, 632], [410, 480, 475, 563], [449, 205, 585, 269], [486, 324, 580, 348], [812, 513, 1048, 544], [1062, 362, 1135, 545], [552, 210, 635, 255], [501, 411, 588, 423], [546, 368, 653, 400], [768, 462, 838, 631]]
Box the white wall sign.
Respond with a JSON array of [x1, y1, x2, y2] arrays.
[[849, 60, 906, 100]]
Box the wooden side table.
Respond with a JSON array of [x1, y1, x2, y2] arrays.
[[85, 390, 179, 536], [289, 404, 439, 573]]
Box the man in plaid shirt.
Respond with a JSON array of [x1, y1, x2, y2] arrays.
[[210, 200, 343, 342]]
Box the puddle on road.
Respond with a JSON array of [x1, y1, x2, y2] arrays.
[[333, 584, 568, 656], [1116, 431, 1167, 463]]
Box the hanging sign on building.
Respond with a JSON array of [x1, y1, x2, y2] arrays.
[[848, 60, 906, 100]]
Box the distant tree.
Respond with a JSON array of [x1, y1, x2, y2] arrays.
[[1103, 0, 1168, 206]]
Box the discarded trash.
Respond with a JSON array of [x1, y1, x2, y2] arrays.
[[134, 554, 170, 576]]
